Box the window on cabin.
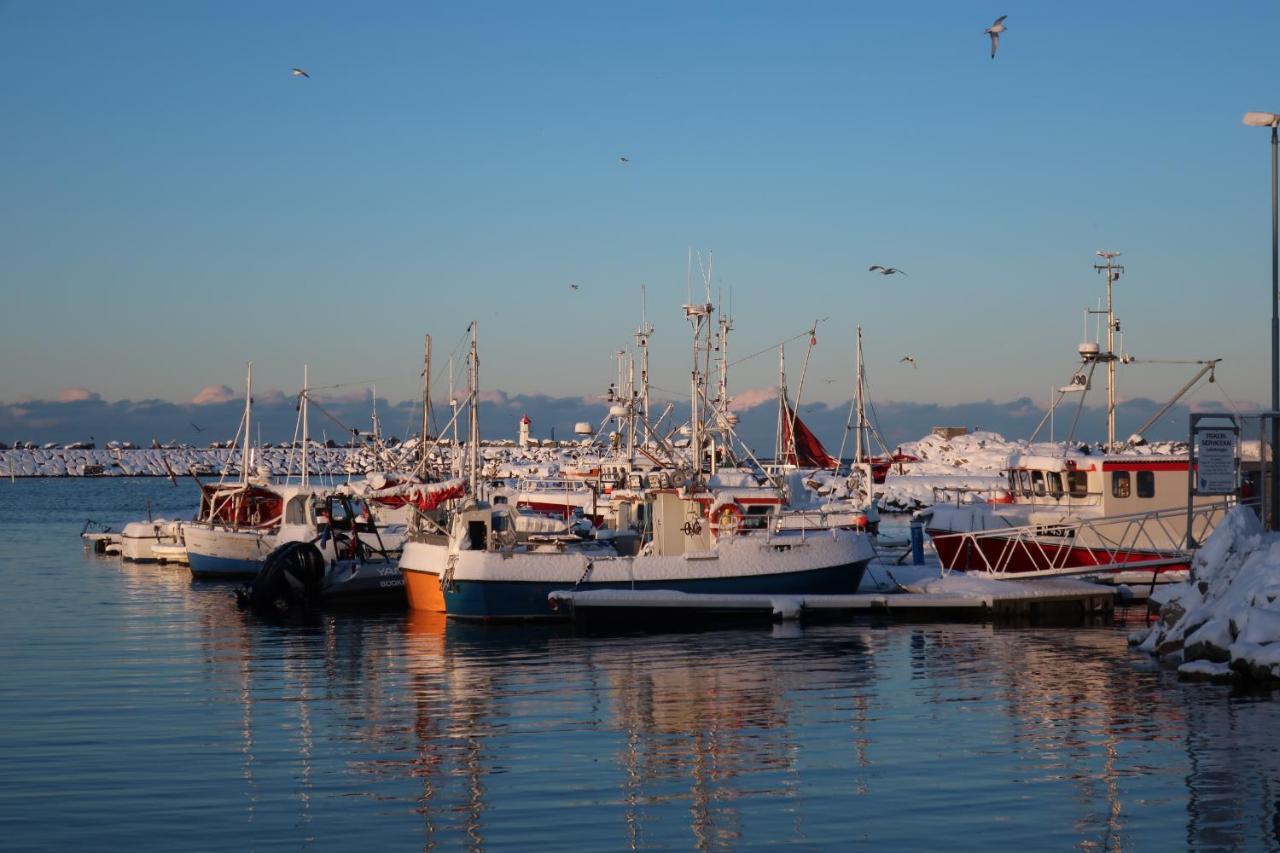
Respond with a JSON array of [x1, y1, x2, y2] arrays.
[[1112, 471, 1130, 498], [1067, 470, 1089, 498], [1007, 471, 1017, 493], [1018, 471, 1032, 496], [1047, 472, 1064, 498], [1031, 470, 1046, 496], [1137, 470, 1155, 498]]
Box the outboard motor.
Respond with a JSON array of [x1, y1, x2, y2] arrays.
[[236, 541, 326, 615]]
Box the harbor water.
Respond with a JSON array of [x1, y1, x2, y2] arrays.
[[4, 479, 1280, 849]]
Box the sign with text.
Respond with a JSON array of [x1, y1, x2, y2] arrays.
[[1195, 427, 1238, 494]]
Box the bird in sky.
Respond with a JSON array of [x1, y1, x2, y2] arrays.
[[189, 422, 204, 433], [985, 15, 1007, 59], [618, 156, 630, 164], [291, 67, 310, 78], [569, 283, 580, 291], [900, 356, 918, 368], [869, 265, 906, 276]]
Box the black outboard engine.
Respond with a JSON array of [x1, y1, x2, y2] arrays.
[[236, 541, 326, 614]]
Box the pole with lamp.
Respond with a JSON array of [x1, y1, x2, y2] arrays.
[[1244, 110, 1279, 528]]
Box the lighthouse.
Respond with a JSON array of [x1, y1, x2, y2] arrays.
[[518, 414, 532, 448]]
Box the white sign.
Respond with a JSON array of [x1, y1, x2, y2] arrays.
[[1196, 428, 1237, 494]]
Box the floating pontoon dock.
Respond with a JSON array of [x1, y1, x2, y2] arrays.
[[548, 577, 1117, 626]]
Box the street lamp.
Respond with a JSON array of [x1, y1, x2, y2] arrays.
[[1244, 110, 1280, 527]]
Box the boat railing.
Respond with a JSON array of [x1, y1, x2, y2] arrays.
[[764, 509, 846, 542], [931, 497, 1241, 578], [930, 484, 1008, 506], [518, 478, 592, 494]]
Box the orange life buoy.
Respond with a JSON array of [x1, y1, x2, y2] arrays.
[[711, 503, 743, 539]]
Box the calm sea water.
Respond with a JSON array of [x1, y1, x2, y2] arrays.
[[3, 479, 1280, 850]]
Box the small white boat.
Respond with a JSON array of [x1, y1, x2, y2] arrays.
[[119, 519, 183, 562]]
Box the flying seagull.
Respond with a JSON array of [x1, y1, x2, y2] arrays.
[[985, 15, 1007, 59], [189, 421, 204, 433], [868, 265, 907, 276], [569, 283, 580, 291], [618, 156, 630, 164], [900, 356, 917, 368], [291, 67, 310, 78]]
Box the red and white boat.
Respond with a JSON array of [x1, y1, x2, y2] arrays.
[[920, 253, 1233, 584], [922, 451, 1228, 582]]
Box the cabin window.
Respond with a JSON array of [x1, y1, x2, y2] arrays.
[[1136, 470, 1155, 499], [1067, 471, 1089, 498], [1112, 471, 1131, 498], [1046, 472, 1064, 498], [1007, 471, 1017, 493], [1018, 471, 1032, 496], [1031, 470, 1046, 496]]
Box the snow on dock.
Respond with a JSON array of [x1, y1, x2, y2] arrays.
[[548, 574, 1116, 626]]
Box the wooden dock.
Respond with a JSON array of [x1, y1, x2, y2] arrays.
[[548, 578, 1117, 627]]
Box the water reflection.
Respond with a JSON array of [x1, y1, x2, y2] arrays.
[[13, 486, 1280, 851]]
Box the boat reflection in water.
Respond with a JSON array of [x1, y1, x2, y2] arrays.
[[154, 577, 1280, 849]]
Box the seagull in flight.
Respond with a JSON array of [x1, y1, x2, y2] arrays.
[[618, 156, 630, 164], [900, 356, 917, 368], [569, 283, 580, 291], [291, 67, 311, 78], [985, 15, 1007, 59], [189, 422, 204, 433], [869, 265, 907, 276]]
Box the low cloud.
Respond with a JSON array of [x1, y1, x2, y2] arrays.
[[0, 388, 1229, 452], [191, 385, 238, 405], [55, 388, 98, 403], [728, 386, 776, 412]]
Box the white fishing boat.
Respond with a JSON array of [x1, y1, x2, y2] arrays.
[[401, 303, 877, 619], [185, 364, 328, 579]]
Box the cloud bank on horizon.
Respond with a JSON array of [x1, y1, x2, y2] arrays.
[[0, 386, 1248, 453]]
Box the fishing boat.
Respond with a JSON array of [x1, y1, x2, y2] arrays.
[[184, 364, 328, 579], [920, 253, 1232, 582], [401, 304, 876, 619]]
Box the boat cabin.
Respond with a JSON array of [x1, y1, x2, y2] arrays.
[[1002, 453, 1209, 515]]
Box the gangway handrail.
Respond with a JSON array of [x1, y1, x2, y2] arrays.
[[929, 497, 1241, 578]]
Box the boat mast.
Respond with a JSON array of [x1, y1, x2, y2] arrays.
[[243, 361, 253, 485], [775, 345, 787, 464], [635, 285, 653, 452], [467, 322, 480, 497], [420, 334, 431, 478], [855, 327, 865, 466], [1092, 251, 1124, 450], [300, 364, 309, 489], [449, 355, 459, 480]]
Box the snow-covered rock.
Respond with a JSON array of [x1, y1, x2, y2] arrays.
[[1132, 506, 1280, 687]]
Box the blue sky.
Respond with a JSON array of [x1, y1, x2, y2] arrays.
[[1, 1, 1276, 426]]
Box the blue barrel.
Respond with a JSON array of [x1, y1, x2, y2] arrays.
[[909, 520, 925, 565]]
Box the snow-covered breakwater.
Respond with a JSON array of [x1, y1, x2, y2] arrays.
[[1131, 507, 1280, 687], [0, 447, 372, 478]]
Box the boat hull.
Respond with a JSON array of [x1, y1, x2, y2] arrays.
[[183, 523, 310, 579], [120, 521, 182, 562], [927, 527, 1190, 577], [400, 532, 874, 620]]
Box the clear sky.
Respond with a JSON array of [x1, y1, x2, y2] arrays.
[[1, 1, 1277, 416]]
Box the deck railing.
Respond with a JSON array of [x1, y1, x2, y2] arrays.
[[930, 498, 1241, 579]]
